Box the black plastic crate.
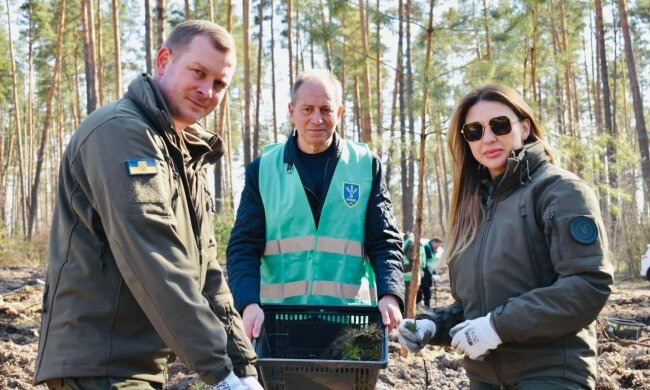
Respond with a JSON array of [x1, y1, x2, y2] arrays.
[[606, 317, 646, 340], [254, 305, 388, 390]]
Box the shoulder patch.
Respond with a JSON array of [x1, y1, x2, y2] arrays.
[[569, 216, 598, 245], [125, 159, 158, 176]]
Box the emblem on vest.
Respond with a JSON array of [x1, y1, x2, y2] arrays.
[[343, 182, 360, 207]]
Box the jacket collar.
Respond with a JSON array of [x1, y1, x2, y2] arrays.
[[125, 74, 224, 166], [482, 141, 550, 199]]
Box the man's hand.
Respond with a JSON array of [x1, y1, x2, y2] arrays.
[[450, 313, 501, 360], [242, 303, 264, 341], [397, 318, 436, 353], [378, 294, 402, 329]]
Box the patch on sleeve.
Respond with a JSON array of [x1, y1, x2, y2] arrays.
[[125, 159, 158, 176], [125, 159, 167, 203], [569, 216, 598, 245]]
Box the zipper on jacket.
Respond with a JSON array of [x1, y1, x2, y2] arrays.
[[98, 241, 106, 271], [547, 211, 562, 262], [475, 188, 505, 385], [41, 284, 49, 314], [521, 214, 544, 287]]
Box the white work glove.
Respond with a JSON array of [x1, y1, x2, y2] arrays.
[[240, 376, 264, 390], [396, 318, 436, 353], [450, 313, 502, 360], [212, 371, 259, 390]]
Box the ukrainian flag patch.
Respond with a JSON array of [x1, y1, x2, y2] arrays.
[[125, 159, 158, 176]]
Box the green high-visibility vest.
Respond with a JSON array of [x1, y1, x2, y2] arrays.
[[258, 140, 377, 305]]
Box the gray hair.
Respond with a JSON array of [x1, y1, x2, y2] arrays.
[[290, 70, 343, 105]]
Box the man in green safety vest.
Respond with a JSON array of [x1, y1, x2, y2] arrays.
[[227, 70, 405, 340]]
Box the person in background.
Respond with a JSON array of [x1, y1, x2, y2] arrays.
[[227, 70, 405, 341], [402, 232, 424, 295], [397, 84, 613, 390], [34, 20, 261, 390], [416, 237, 442, 308]]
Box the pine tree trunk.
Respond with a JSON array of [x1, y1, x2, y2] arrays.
[[243, 0, 252, 165], [81, 0, 98, 114], [404, 0, 414, 233], [375, 0, 382, 156], [618, 0, 650, 204], [287, 0, 294, 88], [319, 0, 332, 70], [253, 0, 263, 159], [482, 0, 492, 60], [96, 0, 104, 106], [156, 0, 165, 49], [112, 0, 122, 97], [184, 0, 190, 20], [5, 0, 26, 234], [595, 0, 617, 191], [28, 0, 66, 239], [270, 0, 278, 142], [408, 0, 435, 321], [358, 0, 373, 145], [145, 0, 153, 75]]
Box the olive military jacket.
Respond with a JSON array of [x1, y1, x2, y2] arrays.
[[34, 74, 257, 385], [420, 141, 613, 389]]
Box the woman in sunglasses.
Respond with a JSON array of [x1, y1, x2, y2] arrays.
[[397, 84, 613, 389]]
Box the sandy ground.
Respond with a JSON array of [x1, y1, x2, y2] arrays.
[[1, 266, 649, 389]]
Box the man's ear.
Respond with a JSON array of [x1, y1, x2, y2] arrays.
[[155, 47, 172, 76], [336, 104, 344, 120], [288, 102, 295, 125]]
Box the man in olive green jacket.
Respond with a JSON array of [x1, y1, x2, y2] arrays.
[[34, 21, 261, 390]]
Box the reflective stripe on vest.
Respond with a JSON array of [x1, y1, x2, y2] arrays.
[[264, 235, 365, 258], [261, 280, 378, 302], [259, 140, 376, 305]]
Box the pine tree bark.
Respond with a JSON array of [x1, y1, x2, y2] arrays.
[[270, 0, 278, 143], [375, 0, 382, 156], [112, 0, 122, 97], [5, 0, 26, 233], [617, 0, 650, 203], [96, 0, 104, 106], [398, 0, 409, 232], [286, 0, 294, 88], [243, 0, 252, 165], [156, 0, 165, 49], [358, 0, 373, 145], [145, 0, 153, 74], [81, 0, 98, 114], [28, 0, 66, 239], [253, 0, 264, 159], [595, 0, 617, 191], [407, 0, 435, 321], [404, 0, 415, 232], [482, 0, 492, 60]]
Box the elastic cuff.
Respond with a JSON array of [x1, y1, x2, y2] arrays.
[[234, 363, 258, 379]]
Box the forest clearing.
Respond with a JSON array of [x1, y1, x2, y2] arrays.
[[1, 0, 650, 389], [1, 265, 648, 389]]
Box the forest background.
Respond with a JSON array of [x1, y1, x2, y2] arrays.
[[0, 0, 649, 286]]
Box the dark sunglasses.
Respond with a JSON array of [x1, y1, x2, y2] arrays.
[[461, 115, 520, 142]]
